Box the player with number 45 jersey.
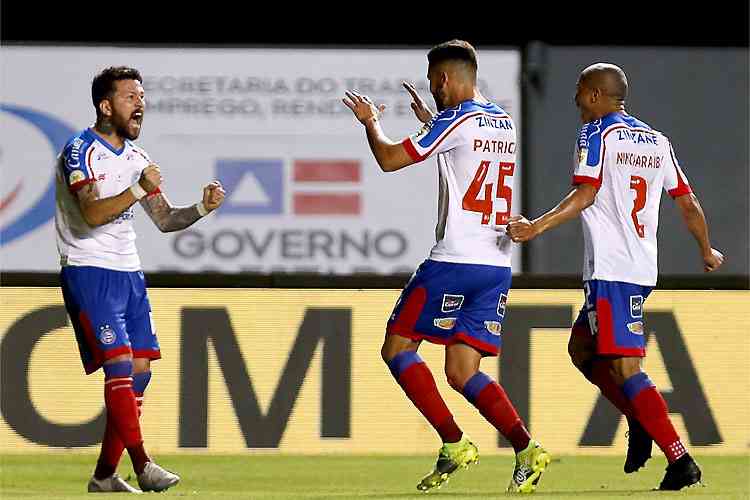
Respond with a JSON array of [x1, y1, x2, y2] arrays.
[[344, 40, 550, 495], [508, 63, 724, 491]]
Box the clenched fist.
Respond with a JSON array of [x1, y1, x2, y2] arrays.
[[139, 164, 162, 193], [202, 181, 226, 212]]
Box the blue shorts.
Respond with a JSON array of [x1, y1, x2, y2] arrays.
[[60, 266, 161, 374], [572, 280, 653, 357], [386, 259, 511, 356]]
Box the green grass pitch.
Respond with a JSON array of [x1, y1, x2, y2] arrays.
[[1, 454, 748, 499]]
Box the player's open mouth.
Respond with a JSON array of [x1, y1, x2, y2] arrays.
[[131, 112, 143, 124]]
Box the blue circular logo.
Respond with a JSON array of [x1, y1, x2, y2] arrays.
[[0, 105, 75, 245]]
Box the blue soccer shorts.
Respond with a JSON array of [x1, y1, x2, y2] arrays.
[[571, 279, 653, 357], [60, 266, 161, 374], [386, 259, 512, 356]]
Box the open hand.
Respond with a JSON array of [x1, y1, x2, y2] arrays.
[[402, 81, 434, 124], [342, 91, 385, 124]]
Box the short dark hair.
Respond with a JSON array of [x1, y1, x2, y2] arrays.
[[427, 40, 478, 74], [91, 66, 142, 116]]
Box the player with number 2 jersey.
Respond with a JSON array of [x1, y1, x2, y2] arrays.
[[507, 63, 723, 491]]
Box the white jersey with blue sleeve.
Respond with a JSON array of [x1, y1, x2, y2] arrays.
[[55, 128, 153, 272], [573, 112, 692, 286], [401, 99, 517, 267]]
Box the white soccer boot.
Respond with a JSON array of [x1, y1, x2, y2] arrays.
[[137, 461, 180, 492], [87, 473, 142, 493]]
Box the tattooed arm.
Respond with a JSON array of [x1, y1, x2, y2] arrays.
[[140, 191, 202, 233], [77, 181, 140, 227], [140, 181, 225, 233], [77, 163, 162, 227]]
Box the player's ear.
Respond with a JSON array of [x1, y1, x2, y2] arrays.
[[99, 98, 112, 118]]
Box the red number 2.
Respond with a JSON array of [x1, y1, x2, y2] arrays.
[[630, 175, 647, 238], [462, 161, 515, 225]]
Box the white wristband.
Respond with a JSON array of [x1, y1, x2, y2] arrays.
[[196, 201, 209, 217], [129, 182, 148, 200]]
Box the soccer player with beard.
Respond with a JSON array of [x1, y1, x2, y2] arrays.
[[343, 40, 551, 494], [55, 66, 225, 493]]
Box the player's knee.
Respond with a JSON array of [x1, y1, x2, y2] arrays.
[[444, 366, 474, 392], [104, 353, 133, 365], [609, 357, 641, 383], [133, 357, 151, 374]]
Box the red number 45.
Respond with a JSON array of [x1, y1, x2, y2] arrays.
[[462, 161, 515, 225]]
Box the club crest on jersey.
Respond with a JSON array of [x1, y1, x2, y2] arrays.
[[484, 321, 502, 336], [497, 293, 508, 317], [627, 321, 644, 335], [68, 169, 85, 185], [99, 325, 116, 345], [433, 317, 457, 330], [441, 294, 464, 313], [630, 295, 644, 318]]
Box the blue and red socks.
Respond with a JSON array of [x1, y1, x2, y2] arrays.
[[387, 351, 463, 443], [462, 372, 530, 453], [623, 372, 686, 463], [97, 361, 150, 476], [95, 369, 153, 479], [133, 371, 152, 417]]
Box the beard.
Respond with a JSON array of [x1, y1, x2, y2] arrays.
[[111, 110, 142, 140]]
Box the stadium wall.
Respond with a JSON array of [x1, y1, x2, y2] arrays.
[[524, 45, 749, 276], [2, 287, 747, 455]]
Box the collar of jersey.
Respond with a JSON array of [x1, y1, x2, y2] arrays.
[[85, 128, 127, 156]]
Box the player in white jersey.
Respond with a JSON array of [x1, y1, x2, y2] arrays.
[[508, 63, 724, 491], [343, 40, 550, 494], [55, 66, 225, 493]]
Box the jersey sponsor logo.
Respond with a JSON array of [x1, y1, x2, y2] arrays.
[[441, 294, 464, 313], [113, 208, 135, 224], [98, 324, 116, 345], [630, 295, 644, 318], [484, 320, 502, 336], [616, 152, 663, 169], [497, 293, 508, 317], [615, 129, 658, 145], [68, 169, 85, 185], [627, 321, 644, 335], [433, 317, 457, 330], [67, 137, 84, 168]]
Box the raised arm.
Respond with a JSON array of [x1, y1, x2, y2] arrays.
[[342, 91, 415, 172], [141, 180, 225, 233], [507, 183, 598, 242], [673, 193, 724, 272], [77, 164, 161, 227]]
